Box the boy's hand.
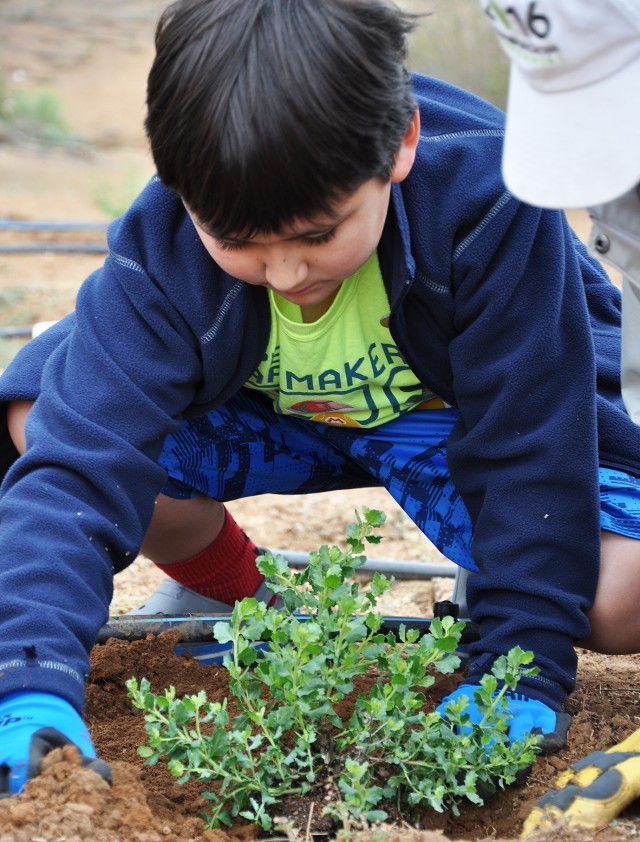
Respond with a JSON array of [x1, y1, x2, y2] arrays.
[[436, 683, 571, 751], [0, 691, 111, 796], [522, 728, 640, 835]]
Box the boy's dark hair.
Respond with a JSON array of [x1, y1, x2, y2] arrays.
[[146, 0, 418, 237]]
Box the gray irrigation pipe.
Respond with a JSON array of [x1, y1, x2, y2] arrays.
[[0, 243, 108, 253], [0, 219, 109, 231], [275, 550, 467, 613], [271, 549, 455, 579], [0, 218, 109, 253], [0, 326, 34, 338]]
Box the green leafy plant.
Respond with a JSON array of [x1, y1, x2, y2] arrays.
[[127, 508, 541, 831]]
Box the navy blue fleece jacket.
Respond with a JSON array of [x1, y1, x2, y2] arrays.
[[0, 75, 637, 713]]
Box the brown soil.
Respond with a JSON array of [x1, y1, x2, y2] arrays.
[[1, 2, 636, 842], [1, 631, 640, 842]]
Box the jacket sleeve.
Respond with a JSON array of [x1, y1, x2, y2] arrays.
[[0, 233, 204, 714], [446, 197, 602, 708]]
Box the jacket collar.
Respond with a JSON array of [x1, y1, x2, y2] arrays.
[[378, 183, 416, 306]]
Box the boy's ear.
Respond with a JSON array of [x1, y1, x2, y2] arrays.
[[390, 109, 420, 183]]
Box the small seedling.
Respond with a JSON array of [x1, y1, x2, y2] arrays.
[[127, 508, 541, 830]]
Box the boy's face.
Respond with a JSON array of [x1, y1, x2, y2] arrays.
[[187, 176, 392, 312], [187, 110, 421, 314]]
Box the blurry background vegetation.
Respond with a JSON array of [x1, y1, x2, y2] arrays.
[[406, 0, 509, 108], [0, 0, 509, 162]]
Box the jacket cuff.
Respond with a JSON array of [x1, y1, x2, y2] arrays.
[[466, 655, 569, 712]]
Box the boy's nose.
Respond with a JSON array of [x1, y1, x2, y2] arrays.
[[265, 255, 310, 291]]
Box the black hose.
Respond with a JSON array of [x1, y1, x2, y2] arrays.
[[98, 614, 480, 645]]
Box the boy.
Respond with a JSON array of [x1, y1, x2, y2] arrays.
[[2, 0, 640, 795]]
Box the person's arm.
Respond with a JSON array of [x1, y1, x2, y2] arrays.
[[588, 188, 640, 426], [0, 183, 214, 719], [445, 200, 605, 711]]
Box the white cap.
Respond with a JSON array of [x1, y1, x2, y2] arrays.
[[480, 0, 640, 208]]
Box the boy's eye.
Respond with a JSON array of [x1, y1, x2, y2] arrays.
[[304, 229, 336, 246], [215, 227, 336, 252], [217, 239, 246, 252]]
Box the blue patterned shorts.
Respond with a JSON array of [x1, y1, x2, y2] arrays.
[[157, 389, 640, 571]]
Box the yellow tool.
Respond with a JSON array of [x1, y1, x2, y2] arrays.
[[521, 727, 640, 836]]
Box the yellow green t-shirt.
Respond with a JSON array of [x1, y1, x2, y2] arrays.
[[245, 251, 443, 427]]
